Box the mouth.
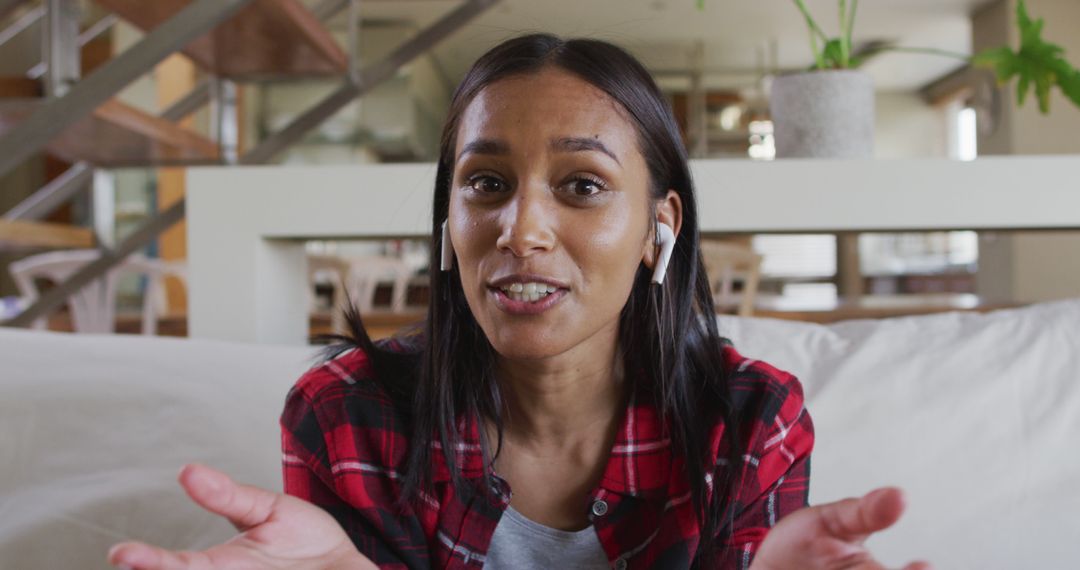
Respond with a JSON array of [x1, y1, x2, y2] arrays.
[[486, 277, 570, 315]]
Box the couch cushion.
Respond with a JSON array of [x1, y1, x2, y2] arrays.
[[3, 298, 1078, 569], [0, 329, 316, 569], [717, 298, 1080, 570]]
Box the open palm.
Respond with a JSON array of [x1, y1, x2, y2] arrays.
[[751, 487, 931, 570], [107, 463, 375, 570]]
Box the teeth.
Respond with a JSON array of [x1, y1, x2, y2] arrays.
[[498, 282, 560, 303]]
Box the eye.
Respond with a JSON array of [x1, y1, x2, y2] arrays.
[[563, 175, 607, 198], [466, 174, 509, 194]]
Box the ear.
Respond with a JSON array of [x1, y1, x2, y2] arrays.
[[642, 189, 683, 269]]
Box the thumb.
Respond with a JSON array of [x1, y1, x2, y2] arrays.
[[818, 486, 907, 542], [178, 463, 280, 532]]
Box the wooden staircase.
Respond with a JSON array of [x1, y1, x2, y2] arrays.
[[0, 0, 498, 327], [0, 98, 220, 167], [94, 0, 348, 79]]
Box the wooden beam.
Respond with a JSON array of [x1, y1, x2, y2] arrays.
[[0, 219, 94, 250], [155, 54, 197, 314], [0, 77, 41, 98], [835, 233, 863, 300], [919, 65, 990, 106]]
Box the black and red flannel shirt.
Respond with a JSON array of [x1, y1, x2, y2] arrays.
[[280, 339, 813, 569]]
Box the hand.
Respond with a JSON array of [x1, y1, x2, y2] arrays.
[[750, 487, 931, 570], [107, 463, 377, 570]]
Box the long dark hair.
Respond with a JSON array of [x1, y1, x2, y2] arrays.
[[320, 33, 742, 565]]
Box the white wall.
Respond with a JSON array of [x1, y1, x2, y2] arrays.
[[875, 91, 951, 159], [253, 25, 452, 164], [974, 0, 1080, 303]]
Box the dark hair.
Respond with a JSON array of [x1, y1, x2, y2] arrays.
[[320, 33, 742, 566]]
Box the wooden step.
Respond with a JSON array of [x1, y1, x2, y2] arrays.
[[0, 77, 41, 98], [93, 0, 348, 79], [0, 220, 95, 252], [0, 97, 219, 167]]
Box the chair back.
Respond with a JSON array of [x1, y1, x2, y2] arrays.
[[345, 256, 414, 314], [308, 255, 351, 334], [307, 254, 417, 334], [9, 250, 186, 334], [699, 240, 763, 317]]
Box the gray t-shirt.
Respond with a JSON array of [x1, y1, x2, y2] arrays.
[[483, 505, 611, 569]]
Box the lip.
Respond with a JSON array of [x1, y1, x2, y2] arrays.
[[489, 287, 568, 315], [486, 273, 571, 316], [487, 273, 570, 290]]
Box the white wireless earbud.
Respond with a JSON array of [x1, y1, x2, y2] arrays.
[[652, 222, 676, 285], [440, 220, 454, 271]]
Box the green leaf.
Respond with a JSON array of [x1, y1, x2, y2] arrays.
[[972, 0, 1080, 114], [1048, 56, 1080, 108], [1056, 67, 1080, 108], [973, 47, 1020, 82], [1034, 68, 1052, 113], [822, 38, 847, 68], [1016, 73, 1030, 106]]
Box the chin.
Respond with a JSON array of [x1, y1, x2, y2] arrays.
[[490, 344, 561, 361], [485, 328, 570, 361]]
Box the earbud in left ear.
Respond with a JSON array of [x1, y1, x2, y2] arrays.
[[440, 220, 454, 271], [652, 222, 676, 285]]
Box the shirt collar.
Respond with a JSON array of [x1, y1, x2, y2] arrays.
[[430, 374, 674, 499], [595, 387, 674, 499]]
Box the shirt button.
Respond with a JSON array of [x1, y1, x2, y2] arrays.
[[591, 499, 609, 517], [614, 557, 628, 570]]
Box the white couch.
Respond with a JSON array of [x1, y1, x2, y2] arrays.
[[2, 299, 1079, 569]]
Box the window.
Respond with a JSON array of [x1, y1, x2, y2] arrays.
[[751, 234, 837, 278], [957, 106, 978, 161]]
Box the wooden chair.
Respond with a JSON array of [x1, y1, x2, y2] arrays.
[[699, 239, 764, 317], [308, 254, 417, 334], [9, 249, 187, 334], [307, 254, 351, 334], [343, 255, 415, 315]]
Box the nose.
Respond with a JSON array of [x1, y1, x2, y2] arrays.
[[495, 184, 556, 258]]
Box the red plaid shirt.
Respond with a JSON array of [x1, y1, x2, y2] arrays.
[[280, 340, 813, 569]]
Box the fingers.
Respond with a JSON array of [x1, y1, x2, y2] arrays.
[[107, 540, 213, 570], [177, 463, 280, 533], [819, 487, 907, 542]]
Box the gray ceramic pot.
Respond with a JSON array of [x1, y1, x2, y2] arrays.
[[769, 70, 875, 158]]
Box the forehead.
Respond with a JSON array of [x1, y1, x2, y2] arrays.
[[454, 67, 640, 158]]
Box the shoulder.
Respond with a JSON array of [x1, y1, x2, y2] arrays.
[[709, 339, 814, 477], [718, 339, 808, 431], [701, 341, 813, 550], [280, 339, 417, 473], [289, 346, 374, 399]]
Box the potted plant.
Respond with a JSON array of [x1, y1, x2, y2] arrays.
[[697, 0, 1080, 158], [770, 0, 873, 157]]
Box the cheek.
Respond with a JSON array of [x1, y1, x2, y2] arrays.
[[447, 198, 497, 296], [574, 204, 647, 303]]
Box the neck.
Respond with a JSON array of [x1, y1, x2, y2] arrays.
[[492, 331, 626, 451]]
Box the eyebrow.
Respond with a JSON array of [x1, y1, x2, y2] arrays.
[[458, 138, 510, 161], [551, 136, 621, 165], [457, 136, 621, 165]]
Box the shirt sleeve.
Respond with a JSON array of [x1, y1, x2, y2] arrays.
[[713, 369, 815, 570], [280, 375, 426, 570], [280, 385, 356, 533]]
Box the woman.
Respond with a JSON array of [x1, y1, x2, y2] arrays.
[[108, 34, 929, 570]]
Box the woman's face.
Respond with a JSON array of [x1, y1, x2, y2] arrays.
[[448, 66, 672, 361]]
